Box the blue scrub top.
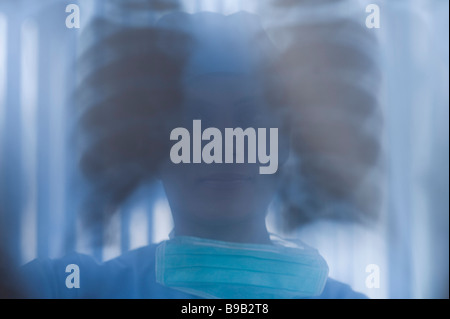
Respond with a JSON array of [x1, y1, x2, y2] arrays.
[[21, 243, 367, 299]]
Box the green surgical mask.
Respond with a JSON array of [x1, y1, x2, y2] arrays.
[[155, 235, 329, 299]]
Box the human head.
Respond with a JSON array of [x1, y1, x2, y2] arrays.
[[156, 12, 289, 241]]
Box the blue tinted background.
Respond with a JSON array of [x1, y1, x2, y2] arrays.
[[0, 0, 448, 299]]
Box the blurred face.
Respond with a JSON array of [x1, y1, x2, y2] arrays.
[[160, 74, 284, 230]]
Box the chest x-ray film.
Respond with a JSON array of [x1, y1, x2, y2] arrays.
[[0, 0, 448, 303]]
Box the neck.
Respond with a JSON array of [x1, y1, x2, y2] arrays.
[[172, 215, 271, 244]]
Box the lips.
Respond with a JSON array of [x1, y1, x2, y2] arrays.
[[198, 173, 253, 182], [197, 172, 254, 190]]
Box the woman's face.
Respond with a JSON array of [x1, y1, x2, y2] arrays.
[[160, 74, 283, 229]]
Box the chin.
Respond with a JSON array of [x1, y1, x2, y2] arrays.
[[192, 204, 262, 225]]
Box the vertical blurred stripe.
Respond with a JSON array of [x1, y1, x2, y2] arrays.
[[120, 204, 130, 254], [182, 0, 244, 14], [33, 8, 51, 260], [198, 0, 219, 12], [34, 1, 79, 260], [19, 19, 38, 263], [2, 6, 22, 266], [152, 195, 173, 243], [0, 13, 6, 140], [64, 0, 81, 255], [103, 209, 121, 261], [129, 206, 149, 250], [182, 0, 198, 14]]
